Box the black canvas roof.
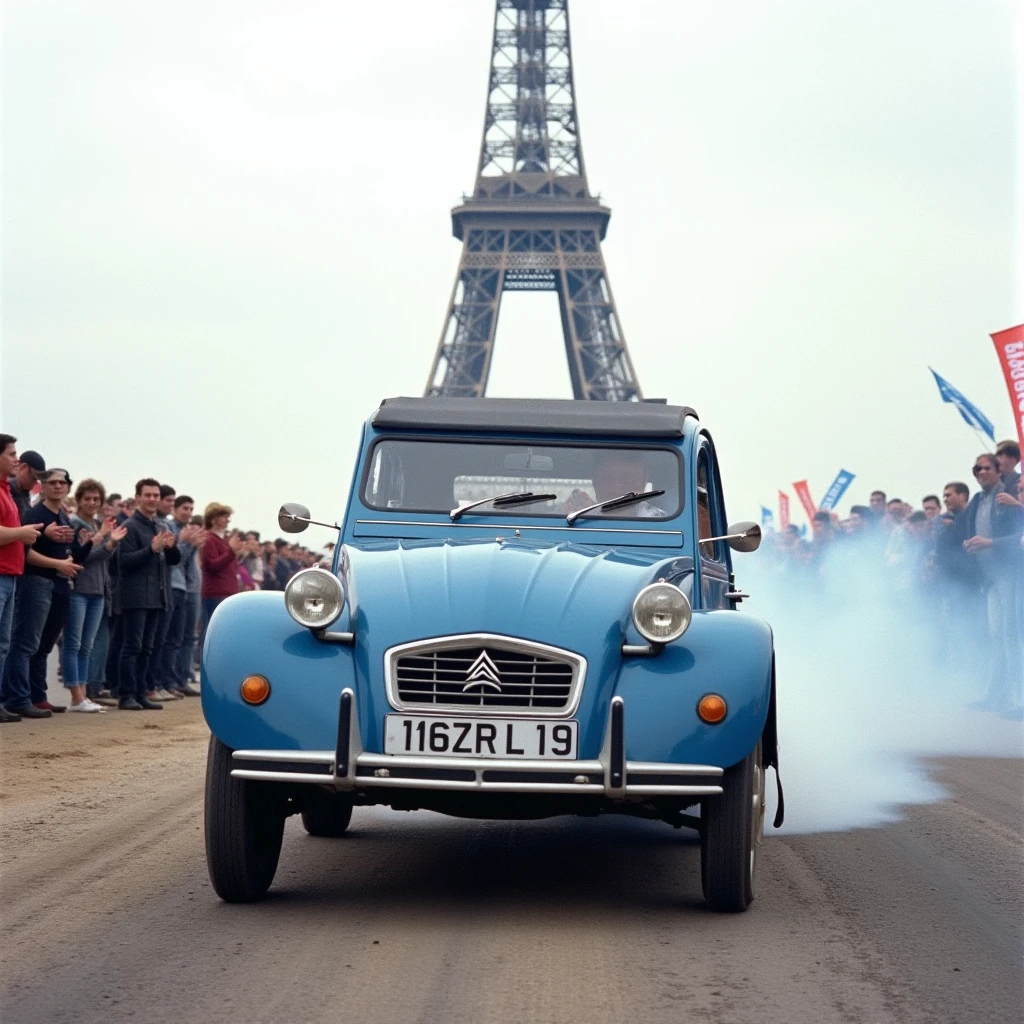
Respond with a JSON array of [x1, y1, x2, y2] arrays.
[[372, 398, 698, 438]]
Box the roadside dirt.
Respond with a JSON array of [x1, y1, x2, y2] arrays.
[[0, 698, 209, 877]]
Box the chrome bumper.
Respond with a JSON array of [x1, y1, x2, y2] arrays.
[[230, 690, 724, 799]]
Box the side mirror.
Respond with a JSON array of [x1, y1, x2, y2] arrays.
[[726, 521, 761, 553], [703, 521, 762, 552], [278, 502, 311, 534]]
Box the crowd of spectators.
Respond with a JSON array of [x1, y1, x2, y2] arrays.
[[2, 431, 1020, 725], [0, 433, 324, 722], [758, 440, 1024, 720]]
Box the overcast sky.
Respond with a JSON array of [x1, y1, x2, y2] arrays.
[[2, 0, 1020, 538]]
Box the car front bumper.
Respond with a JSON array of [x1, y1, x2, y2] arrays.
[[229, 689, 724, 800]]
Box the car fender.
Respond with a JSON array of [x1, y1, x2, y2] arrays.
[[615, 610, 773, 769], [201, 592, 355, 751]]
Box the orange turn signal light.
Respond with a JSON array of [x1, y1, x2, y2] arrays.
[[697, 693, 727, 724], [240, 675, 271, 706]]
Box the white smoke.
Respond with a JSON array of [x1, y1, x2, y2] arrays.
[[743, 533, 1024, 834]]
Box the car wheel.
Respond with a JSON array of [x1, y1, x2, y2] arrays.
[[204, 735, 286, 902], [300, 790, 354, 837], [701, 740, 765, 912]]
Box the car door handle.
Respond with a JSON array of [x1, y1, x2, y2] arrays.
[[726, 591, 749, 601]]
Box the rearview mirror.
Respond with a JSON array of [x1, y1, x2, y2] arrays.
[[278, 502, 311, 534], [726, 521, 761, 553], [503, 453, 554, 472]]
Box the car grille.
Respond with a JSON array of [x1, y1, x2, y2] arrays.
[[389, 637, 583, 716]]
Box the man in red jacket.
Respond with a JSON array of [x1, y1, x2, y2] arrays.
[[0, 435, 45, 722]]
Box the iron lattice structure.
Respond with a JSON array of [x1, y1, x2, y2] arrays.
[[425, 0, 642, 401]]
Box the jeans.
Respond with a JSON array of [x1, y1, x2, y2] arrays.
[[62, 593, 106, 687], [177, 592, 199, 684], [0, 574, 17, 682], [119, 608, 162, 700], [31, 590, 69, 704], [1, 574, 54, 712], [146, 601, 173, 690], [87, 612, 109, 697], [160, 589, 188, 688], [985, 573, 1023, 708]]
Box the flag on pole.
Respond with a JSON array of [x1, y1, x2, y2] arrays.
[[792, 480, 818, 522], [760, 506, 775, 530], [778, 491, 790, 530], [929, 368, 995, 441], [819, 470, 855, 513], [990, 324, 1024, 454]]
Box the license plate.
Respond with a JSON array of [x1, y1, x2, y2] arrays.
[[384, 715, 578, 760]]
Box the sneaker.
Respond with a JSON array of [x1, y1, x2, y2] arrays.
[[179, 684, 201, 697], [0, 706, 23, 723], [18, 704, 53, 719], [137, 696, 164, 710], [33, 701, 66, 714], [119, 697, 143, 711], [153, 689, 179, 701], [69, 699, 105, 713], [92, 696, 119, 707]]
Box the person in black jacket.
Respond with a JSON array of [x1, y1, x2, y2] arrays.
[[117, 479, 180, 711]]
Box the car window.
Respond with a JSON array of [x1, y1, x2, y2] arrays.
[[363, 440, 682, 520], [696, 450, 716, 560]]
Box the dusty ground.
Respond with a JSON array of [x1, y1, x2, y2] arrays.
[[0, 697, 209, 876], [1, 697, 1022, 1024]]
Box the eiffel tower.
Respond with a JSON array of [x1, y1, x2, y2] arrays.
[[425, 0, 642, 402]]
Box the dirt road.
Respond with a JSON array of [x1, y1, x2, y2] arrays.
[[1, 702, 1021, 1024]]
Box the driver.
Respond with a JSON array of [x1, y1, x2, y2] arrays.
[[563, 451, 667, 518]]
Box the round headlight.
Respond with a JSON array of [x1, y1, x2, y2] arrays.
[[632, 582, 692, 644], [284, 568, 344, 630]]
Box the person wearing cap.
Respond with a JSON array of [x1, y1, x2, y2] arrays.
[[0, 468, 89, 718], [0, 435, 47, 723], [8, 448, 46, 520]]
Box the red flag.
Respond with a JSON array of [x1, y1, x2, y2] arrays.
[[792, 480, 817, 522], [778, 490, 790, 530], [990, 324, 1024, 454]]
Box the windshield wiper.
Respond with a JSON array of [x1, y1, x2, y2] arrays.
[[566, 489, 666, 526], [450, 492, 557, 522]]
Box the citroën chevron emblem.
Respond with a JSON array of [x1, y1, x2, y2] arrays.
[[462, 651, 503, 692]]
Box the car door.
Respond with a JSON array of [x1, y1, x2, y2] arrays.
[[695, 442, 732, 610]]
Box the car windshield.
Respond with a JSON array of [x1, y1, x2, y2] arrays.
[[363, 440, 682, 520]]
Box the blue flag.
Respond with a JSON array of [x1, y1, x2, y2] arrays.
[[760, 506, 774, 530], [930, 369, 995, 441], [819, 470, 855, 512]]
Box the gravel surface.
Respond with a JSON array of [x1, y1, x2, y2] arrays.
[[1, 701, 1021, 1024]]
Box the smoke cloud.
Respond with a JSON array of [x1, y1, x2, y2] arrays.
[[743, 532, 1023, 834]]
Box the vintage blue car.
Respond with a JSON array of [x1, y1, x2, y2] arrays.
[[202, 398, 781, 911]]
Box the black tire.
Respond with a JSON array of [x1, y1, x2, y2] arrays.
[[701, 741, 764, 912], [204, 736, 286, 902], [300, 789, 354, 838]]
